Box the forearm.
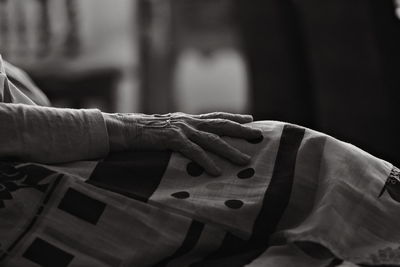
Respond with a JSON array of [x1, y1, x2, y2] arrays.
[[0, 103, 109, 163]]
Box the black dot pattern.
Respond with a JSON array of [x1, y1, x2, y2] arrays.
[[224, 199, 244, 209], [237, 168, 255, 179], [186, 162, 204, 177], [171, 191, 190, 199], [247, 135, 264, 144]]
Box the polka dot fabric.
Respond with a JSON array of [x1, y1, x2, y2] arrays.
[[149, 121, 284, 238], [237, 168, 255, 179], [3, 120, 397, 266], [186, 162, 204, 177]]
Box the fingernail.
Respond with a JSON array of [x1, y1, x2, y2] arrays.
[[242, 154, 251, 164], [211, 166, 222, 177], [237, 154, 251, 165], [244, 115, 253, 122], [254, 129, 262, 136]]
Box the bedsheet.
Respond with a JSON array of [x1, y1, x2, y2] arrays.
[[0, 121, 398, 267]]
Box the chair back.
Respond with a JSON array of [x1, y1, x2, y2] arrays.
[[0, 0, 80, 62]]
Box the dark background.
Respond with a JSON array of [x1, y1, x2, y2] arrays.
[[1, 0, 400, 165], [235, 0, 400, 166]]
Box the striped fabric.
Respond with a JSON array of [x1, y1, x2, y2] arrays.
[[0, 121, 397, 266]]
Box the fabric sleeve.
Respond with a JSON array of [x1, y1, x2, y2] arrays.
[[4, 60, 51, 106], [0, 103, 109, 163], [0, 54, 37, 106]]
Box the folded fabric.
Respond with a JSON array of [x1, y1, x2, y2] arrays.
[[0, 121, 397, 266], [0, 55, 36, 106], [3, 58, 50, 106]]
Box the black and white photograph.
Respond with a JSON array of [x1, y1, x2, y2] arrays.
[[1, 0, 400, 266]]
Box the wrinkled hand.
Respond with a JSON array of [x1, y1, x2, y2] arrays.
[[103, 112, 262, 176]]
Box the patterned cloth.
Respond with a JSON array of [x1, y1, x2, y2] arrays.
[[0, 121, 397, 266]]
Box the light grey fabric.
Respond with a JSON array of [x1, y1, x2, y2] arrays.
[[4, 59, 51, 106], [0, 121, 396, 266], [0, 54, 109, 163]]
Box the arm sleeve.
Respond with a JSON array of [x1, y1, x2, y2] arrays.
[[4, 60, 51, 106], [0, 103, 110, 163]]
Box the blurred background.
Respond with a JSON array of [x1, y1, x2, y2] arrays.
[[1, 0, 400, 165]]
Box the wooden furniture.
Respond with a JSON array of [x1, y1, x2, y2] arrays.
[[28, 63, 121, 111], [0, 0, 121, 112]]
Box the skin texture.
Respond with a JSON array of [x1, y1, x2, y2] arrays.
[[103, 112, 263, 176]]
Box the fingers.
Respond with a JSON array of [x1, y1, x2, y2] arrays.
[[145, 113, 262, 176], [189, 130, 251, 166], [197, 119, 262, 139], [196, 112, 254, 124], [171, 134, 222, 177]]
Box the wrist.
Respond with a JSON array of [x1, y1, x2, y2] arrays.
[[102, 113, 130, 152]]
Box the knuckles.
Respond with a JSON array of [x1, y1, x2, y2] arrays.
[[203, 132, 220, 142]]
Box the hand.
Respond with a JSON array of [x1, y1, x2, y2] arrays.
[[103, 112, 262, 176]]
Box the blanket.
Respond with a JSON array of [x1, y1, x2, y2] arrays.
[[0, 121, 397, 267]]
